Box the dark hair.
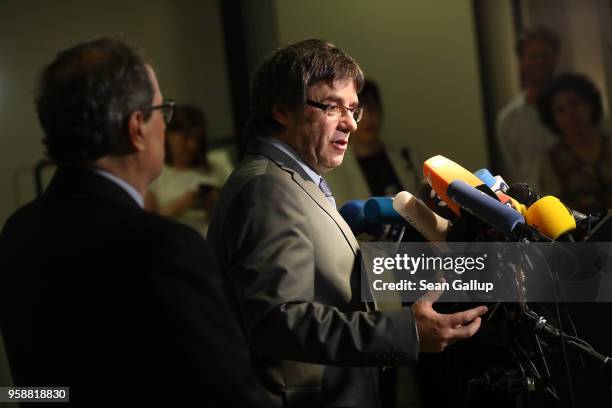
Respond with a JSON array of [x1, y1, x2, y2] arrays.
[[359, 78, 382, 114], [245, 38, 364, 139], [36, 37, 154, 164], [165, 104, 209, 167], [516, 26, 561, 57], [537, 73, 602, 135]]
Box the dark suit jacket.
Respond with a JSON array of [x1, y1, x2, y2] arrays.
[[0, 167, 271, 407], [208, 141, 419, 408]]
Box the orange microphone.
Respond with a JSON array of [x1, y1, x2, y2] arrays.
[[422, 155, 485, 216]]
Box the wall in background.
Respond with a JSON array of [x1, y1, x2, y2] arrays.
[[269, 0, 489, 171], [476, 0, 520, 117]]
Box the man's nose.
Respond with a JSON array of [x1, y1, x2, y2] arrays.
[[341, 110, 358, 132]]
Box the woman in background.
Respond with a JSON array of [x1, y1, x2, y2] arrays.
[[537, 73, 612, 214], [145, 104, 233, 235]]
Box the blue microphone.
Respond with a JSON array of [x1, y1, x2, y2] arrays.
[[475, 169, 510, 193], [339, 200, 385, 237], [363, 197, 406, 225], [361, 197, 429, 242], [447, 180, 551, 242], [474, 169, 496, 189]]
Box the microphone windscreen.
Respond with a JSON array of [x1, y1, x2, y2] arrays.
[[339, 200, 385, 237], [507, 183, 540, 207], [423, 155, 484, 216], [447, 179, 526, 237], [393, 191, 449, 242], [525, 196, 576, 240], [364, 197, 405, 225]]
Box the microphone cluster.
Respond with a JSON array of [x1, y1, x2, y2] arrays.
[[340, 154, 606, 244], [337, 154, 612, 404]]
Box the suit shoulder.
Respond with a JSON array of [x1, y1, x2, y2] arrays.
[[127, 209, 217, 268], [134, 208, 204, 242], [224, 156, 298, 196], [209, 157, 307, 238], [1, 199, 42, 237], [232, 155, 292, 180]]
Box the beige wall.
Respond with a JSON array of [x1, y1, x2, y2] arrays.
[[0, 0, 233, 228], [272, 0, 489, 172]]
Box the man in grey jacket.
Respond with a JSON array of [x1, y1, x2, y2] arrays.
[[208, 38, 487, 408]]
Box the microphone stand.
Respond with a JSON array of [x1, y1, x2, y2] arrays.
[[519, 306, 612, 378]]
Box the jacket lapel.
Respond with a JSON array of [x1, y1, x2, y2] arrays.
[[248, 140, 360, 255]]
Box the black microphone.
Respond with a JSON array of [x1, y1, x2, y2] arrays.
[[507, 182, 596, 240], [506, 183, 539, 207], [508, 182, 588, 221]]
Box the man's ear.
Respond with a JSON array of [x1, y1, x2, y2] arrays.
[[127, 110, 146, 152], [272, 105, 290, 126]]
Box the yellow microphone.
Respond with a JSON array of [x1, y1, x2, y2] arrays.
[[525, 196, 576, 240]]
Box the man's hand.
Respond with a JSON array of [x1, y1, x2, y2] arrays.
[[411, 279, 488, 352]]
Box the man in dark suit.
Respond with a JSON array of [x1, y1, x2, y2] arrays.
[[208, 38, 488, 408], [0, 38, 270, 406]]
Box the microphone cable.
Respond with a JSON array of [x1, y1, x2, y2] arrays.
[[536, 245, 577, 408]]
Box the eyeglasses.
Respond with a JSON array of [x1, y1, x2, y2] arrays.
[[306, 99, 363, 123], [146, 99, 175, 125]]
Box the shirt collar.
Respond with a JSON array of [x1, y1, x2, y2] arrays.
[[91, 168, 144, 208], [263, 137, 322, 185]]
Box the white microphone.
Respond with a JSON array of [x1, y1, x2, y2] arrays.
[[392, 191, 449, 242]]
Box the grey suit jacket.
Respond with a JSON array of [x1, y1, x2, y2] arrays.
[[208, 140, 419, 408]]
